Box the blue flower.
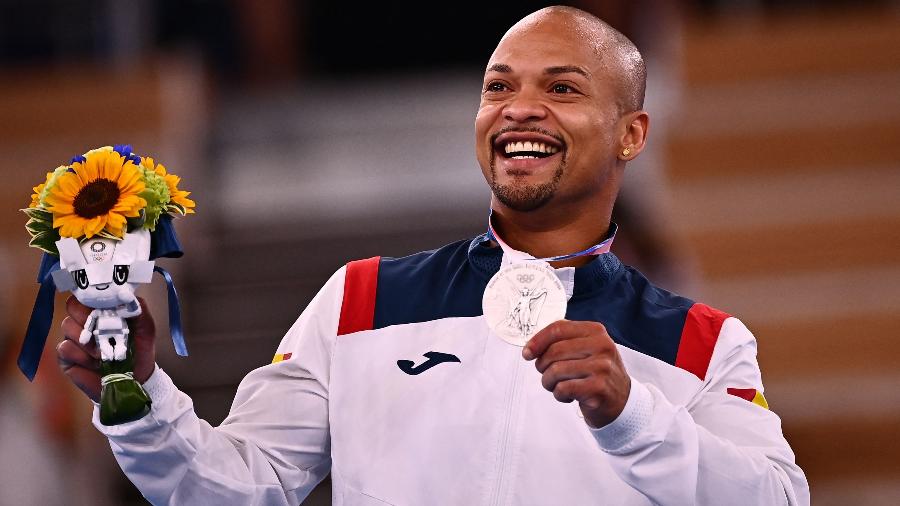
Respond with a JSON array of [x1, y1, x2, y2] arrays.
[[113, 144, 141, 164]]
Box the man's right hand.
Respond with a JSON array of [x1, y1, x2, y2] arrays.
[[57, 295, 158, 402]]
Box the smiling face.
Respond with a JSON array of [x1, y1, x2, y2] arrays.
[[54, 229, 154, 309], [475, 11, 633, 214], [70, 237, 137, 308]]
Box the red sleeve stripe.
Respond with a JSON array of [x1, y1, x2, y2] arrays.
[[674, 303, 730, 381], [337, 257, 381, 336], [726, 387, 756, 402]]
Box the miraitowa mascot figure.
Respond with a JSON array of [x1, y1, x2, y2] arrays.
[[19, 145, 195, 425]]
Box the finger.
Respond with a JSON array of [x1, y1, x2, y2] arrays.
[[61, 316, 100, 359], [65, 295, 92, 327], [61, 363, 102, 402], [534, 337, 595, 373], [128, 297, 157, 383], [540, 359, 592, 392], [56, 338, 100, 371], [551, 377, 598, 405], [127, 297, 156, 343], [57, 339, 102, 402], [524, 320, 609, 361]]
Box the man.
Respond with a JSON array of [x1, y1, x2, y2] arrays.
[[57, 6, 809, 505]]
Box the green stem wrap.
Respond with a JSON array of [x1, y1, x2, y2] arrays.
[[98, 344, 151, 426]]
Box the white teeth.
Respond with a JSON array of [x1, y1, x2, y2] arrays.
[[503, 141, 559, 155]]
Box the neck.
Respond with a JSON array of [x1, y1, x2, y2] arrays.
[[490, 200, 612, 268]]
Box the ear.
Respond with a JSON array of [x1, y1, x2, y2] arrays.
[[617, 110, 649, 162]]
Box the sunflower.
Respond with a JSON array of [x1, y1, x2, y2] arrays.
[[141, 157, 196, 215], [43, 150, 146, 239]]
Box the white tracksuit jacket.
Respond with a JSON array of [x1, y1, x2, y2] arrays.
[[94, 235, 809, 505]]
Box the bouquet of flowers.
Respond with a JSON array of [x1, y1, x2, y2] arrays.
[[21, 145, 195, 425]]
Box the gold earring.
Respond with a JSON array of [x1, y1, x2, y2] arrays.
[[622, 147, 631, 157]]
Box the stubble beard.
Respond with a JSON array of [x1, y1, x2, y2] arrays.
[[489, 151, 566, 212]]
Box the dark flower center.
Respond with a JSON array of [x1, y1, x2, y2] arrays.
[[73, 178, 120, 218]]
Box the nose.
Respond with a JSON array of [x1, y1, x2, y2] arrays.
[[502, 90, 547, 123]]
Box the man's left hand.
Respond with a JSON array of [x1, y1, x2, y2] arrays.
[[523, 320, 631, 428]]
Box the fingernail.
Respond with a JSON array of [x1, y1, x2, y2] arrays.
[[522, 347, 534, 360]]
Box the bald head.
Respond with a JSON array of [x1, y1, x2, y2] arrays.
[[497, 6, 646, 114]]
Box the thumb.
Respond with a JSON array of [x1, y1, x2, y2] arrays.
[[128, 297, 157, 383]]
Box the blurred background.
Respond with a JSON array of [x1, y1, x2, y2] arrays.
[[1, 0, 898, 504]]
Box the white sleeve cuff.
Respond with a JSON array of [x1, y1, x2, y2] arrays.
[[589, 378, 654, 453], [139, 364, 175, 404], [92, 364, 176, 436]]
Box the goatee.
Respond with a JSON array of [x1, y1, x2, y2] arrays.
[[489, 152, 566, 212]]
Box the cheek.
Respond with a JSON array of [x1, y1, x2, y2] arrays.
[[72, 288, 94, 304], [574, 115, 614, 156], [475, 104, 500, 147]]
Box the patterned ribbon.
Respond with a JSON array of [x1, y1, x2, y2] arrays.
[[485, 211, 617, 263]]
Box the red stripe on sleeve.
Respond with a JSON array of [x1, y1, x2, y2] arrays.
[[337, 257, 381, 336], [727, 387, 757, 402], [674, 303, 730, 381]]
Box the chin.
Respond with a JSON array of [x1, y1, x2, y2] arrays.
[[491, 181, 556, 212], [490, 162, 564, 212]]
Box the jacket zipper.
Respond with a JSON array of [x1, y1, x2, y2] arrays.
[[489, 355, 523, 506]]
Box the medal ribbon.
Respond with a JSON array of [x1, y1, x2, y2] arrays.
[[485, 213, 617, 264]]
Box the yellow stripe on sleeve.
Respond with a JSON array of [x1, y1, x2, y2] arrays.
[[752, 391, 769, 409]]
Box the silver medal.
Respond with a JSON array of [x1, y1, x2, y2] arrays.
[[482, 262, 568, 346]]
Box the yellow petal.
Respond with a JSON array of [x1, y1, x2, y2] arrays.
[[173, 195, 196, 211], [83, 215, 106, 238], [112, 195, 145, 216], [106, 212, 127, 235], [105, 151, 121, 176], [44, 192, 74, 212], [55, 173, 82, 197], [55, 215, 86, 238], [68, 163, 85, 185], [53, 214, 77, 228], [45, 201, 74, 215], [117, 167, 145, 194], [73, 161, 97, 187]]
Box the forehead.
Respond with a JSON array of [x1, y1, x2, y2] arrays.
[[487, 20, 606, 76]]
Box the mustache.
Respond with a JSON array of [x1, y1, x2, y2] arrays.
[[490, 126, 566, 147]]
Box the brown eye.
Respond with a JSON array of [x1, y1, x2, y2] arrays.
[[113, 265, 129, 285], [551, 84, 573, 94], [72, 269, 89, 289], [486, 82, 507, 92]]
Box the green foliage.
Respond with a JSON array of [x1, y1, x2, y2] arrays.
[[21, 208, 60, 255], [138, 167, 171, 231]]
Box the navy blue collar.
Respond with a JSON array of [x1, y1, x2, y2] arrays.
[[467, 233, 623, 298]]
